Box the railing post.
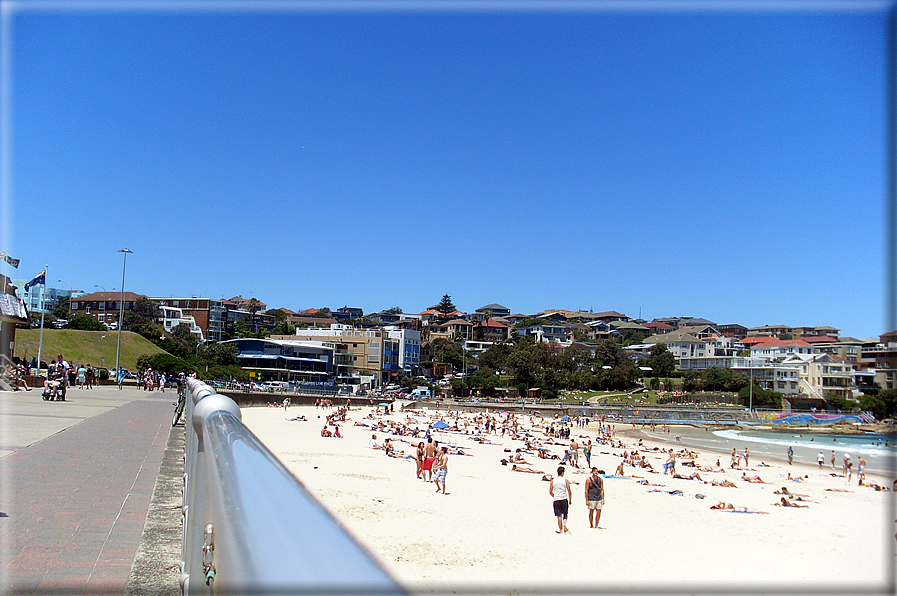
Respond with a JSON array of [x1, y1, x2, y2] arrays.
[[182, 379, 231, 596]]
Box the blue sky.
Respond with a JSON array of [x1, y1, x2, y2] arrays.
[[2, 1, 891, 338]]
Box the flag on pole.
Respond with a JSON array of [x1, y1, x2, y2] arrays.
[[24, 269, 46, 291], [0, 251, 19, 267]]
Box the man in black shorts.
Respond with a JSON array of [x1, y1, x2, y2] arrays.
[[550, 466, 572, 533]]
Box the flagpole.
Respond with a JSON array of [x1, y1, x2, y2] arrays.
[[37, 265, 47, 378]]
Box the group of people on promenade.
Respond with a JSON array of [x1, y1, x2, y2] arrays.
[[41, 354, 100, 400]]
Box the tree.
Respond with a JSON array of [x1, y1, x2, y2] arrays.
[[198, 342, 238, 366], [246, 298, 262, 315], [50, 296, 70, 320], [133, 296, 159, 318], [645, 344, 676, 378], [66, 314, 106, 331], [593, 339, 625, 368], [738, 384, 782, 408], [266, 309, 288, 323], [272, 320, 296, 336], [436, 294, 455, 315]]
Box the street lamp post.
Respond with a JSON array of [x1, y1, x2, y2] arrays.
[[115, 249, 133, 389], [58, 279, 72, 317]]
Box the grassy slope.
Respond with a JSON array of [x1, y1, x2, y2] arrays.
[[13, 329, 168, 370]]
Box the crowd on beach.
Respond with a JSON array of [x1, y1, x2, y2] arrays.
[[274, 399, 895, 536]]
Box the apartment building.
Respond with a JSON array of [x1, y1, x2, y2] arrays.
[[862, 332, 897, 391], [290, 325, 403, 385], [14, 281, 84, 316], [70, 291, 144, 327], [152, 297, 225, 342]]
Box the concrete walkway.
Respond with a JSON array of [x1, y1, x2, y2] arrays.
[[0, 385, 178, 594]]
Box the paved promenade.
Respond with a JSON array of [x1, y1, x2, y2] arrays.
[[0, 385, 179, 594]]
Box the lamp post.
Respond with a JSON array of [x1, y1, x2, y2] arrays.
[[58, 279, 72, 317], [115, 249, 133, 389]]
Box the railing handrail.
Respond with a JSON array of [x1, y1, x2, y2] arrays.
[[181, 378, 405, 595]]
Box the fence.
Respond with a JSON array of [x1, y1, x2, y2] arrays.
[[180, 378, 405, 595]]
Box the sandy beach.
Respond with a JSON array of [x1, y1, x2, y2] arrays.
[[241, 402, 895, 594]]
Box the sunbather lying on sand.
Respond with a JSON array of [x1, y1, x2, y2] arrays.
[[709, 479, 737, 487], [710, 501, 768, 514], [673, 472, 703, 481], [775, 497, 808, 507], [741, 473, 767, 483], [773, 486, 810, 499], [511, 464, 545, 474]]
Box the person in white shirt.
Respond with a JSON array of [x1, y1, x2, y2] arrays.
[[550, 466, 572, 534]]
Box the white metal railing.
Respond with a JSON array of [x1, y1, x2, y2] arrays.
[[180, 378, 405, 595]]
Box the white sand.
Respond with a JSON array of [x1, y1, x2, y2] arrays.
[[242, 403, 895, 593]]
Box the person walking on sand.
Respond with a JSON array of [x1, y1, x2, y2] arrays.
[[831, 450, 836, 469], [842, 453, 850, 477], [433, 446, 448, 494], [550, 466, 572, 533], [570, 439, 580, 468], [857, 456, 866, 486], [743, 447, 749, 467], [787, 446, 794, 465], [817, 451, 825, 468], [585, 467, 605, 529]]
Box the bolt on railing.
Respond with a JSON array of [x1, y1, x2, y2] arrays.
[[180, 378, 405, 595]]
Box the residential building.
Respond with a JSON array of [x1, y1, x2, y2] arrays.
[[14, 281, 84, 315], [747, 324, 795, 339], [518, 324, 573, 345], [609, 321, 649, 334], [643, 329, 708, 360], [151, 297, 225, 342], [385, 327, 422, 373], [717, 324, 748, 340], [226, 309, 277, 334], [462, 340, 495, 357], [653, 316, 716, 330], [69, 292, 145, 328], [644, 321, 675, 335], [229, 296, 267, 311], [158, 306, 204, 341], [334, 306, 364, 322], [780, 353, 857, 401], [289, 325, 402, 385], [475, 303, 511, 318], [748, 338, 816, 360], [793, 325, 840, 339], [475, 318, 509, 342], [861, 332, 897, 391], [503, 313, 530, 325]]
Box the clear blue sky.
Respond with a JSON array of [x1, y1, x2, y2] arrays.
[[2, 1, 891, 338]]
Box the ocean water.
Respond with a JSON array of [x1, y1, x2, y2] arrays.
[[640, 427, 897, 478]]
